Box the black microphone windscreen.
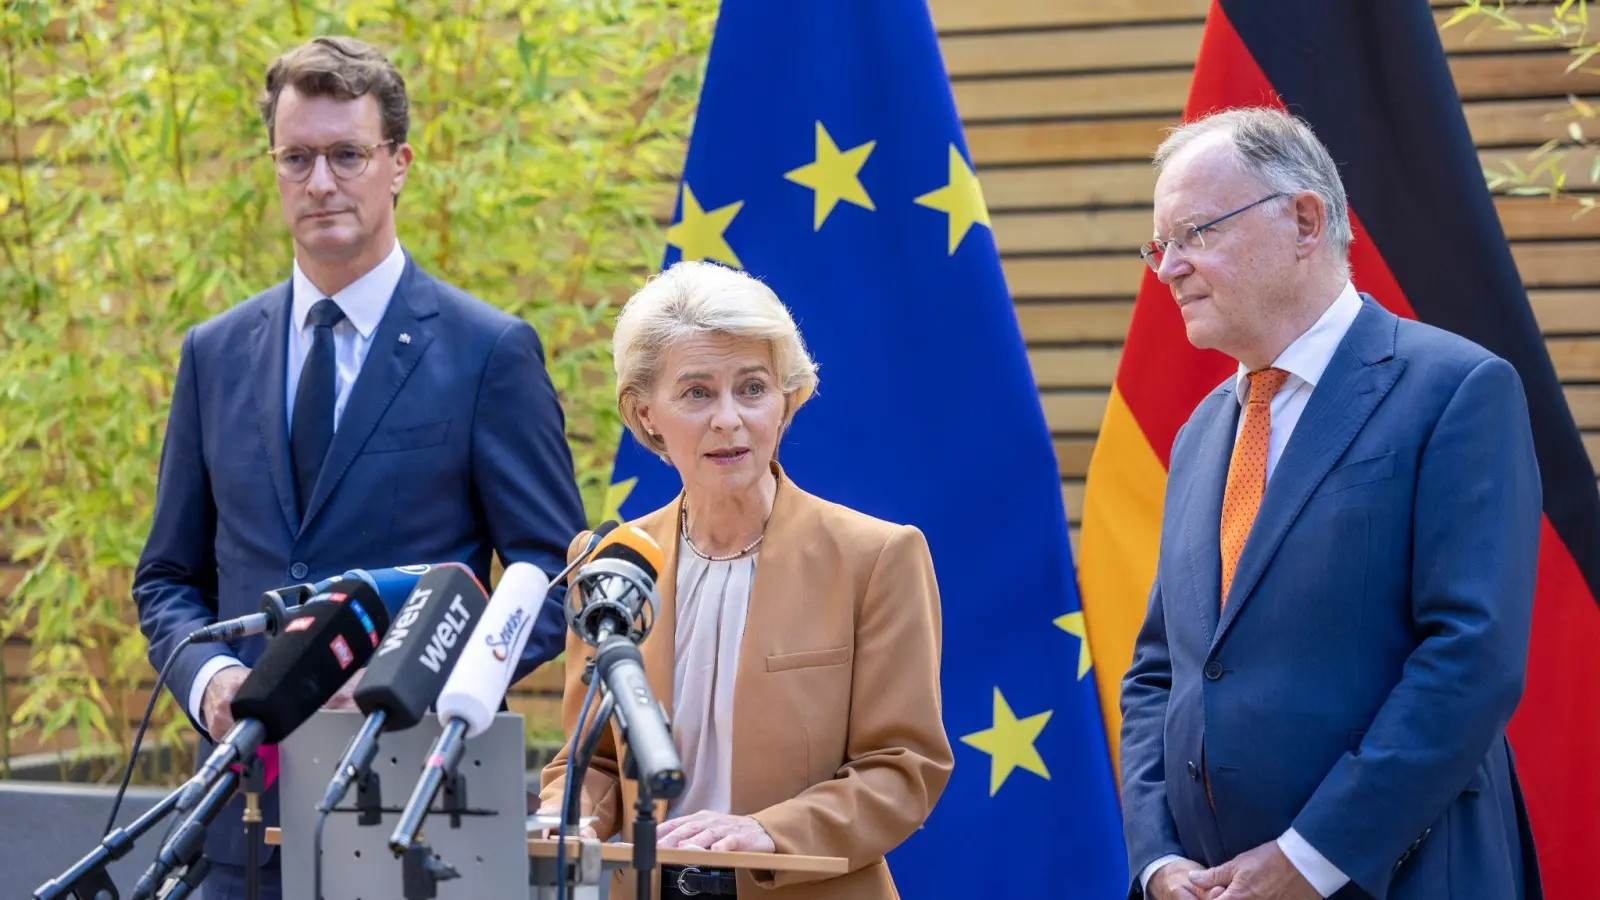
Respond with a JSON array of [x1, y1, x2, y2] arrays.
[[354, 562, 489, 730], [230, 579, 387, 744]]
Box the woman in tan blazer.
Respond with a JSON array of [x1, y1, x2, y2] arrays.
[[537, 260, 952, 900]]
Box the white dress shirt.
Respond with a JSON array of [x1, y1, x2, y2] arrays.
[[187, 240, 408, 734], [1139, 281, 1363, 898], [665, 536, 756, 821]]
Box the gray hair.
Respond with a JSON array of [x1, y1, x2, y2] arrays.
[[612, 261, 819, 458], [1154, 108, 1353, 263]]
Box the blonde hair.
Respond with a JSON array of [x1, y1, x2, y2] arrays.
[[613, 261, 818, 458]]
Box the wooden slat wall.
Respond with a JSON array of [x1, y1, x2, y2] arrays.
[[926, 0, 1600, 551]]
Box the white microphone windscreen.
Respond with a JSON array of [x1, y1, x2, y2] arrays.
[[435, 562, 553, 738]]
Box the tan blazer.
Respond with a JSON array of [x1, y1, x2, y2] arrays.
[[537, 466, 953, 900]]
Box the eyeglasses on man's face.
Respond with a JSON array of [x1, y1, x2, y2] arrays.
[[268, 140, 396, 183], [1139, 192, 1288, 272]]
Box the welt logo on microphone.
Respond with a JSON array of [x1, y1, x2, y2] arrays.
[[484, 607, 532, 664]]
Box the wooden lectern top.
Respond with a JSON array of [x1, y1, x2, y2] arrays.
[[263, 828, 847, 875]]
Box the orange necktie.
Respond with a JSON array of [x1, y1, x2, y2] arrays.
[[1220, 367, 1289, 606]]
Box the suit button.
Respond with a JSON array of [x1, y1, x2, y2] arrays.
[[1204, 661, 1224, 680], [290, 562, 309, 579], [1187, 761, 1199, 780]]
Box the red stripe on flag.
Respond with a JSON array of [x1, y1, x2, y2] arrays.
[[1510, 520, 1600, 900]]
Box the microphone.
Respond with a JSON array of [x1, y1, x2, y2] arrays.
[[388, 562, 553, 854], [173, 580, 391, 815], [316, 563, 490, 813], [186, 565, 437, 645], [322, 564, 438, 607], [566, 525, 666, 646], [186, 582, 317, 644], [567, 526, 683, 800]]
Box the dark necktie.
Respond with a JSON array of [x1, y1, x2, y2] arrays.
[[291, 298, 346, 514]]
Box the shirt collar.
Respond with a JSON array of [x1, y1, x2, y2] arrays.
[[291, 240, 407, 340], [1235, 281, 1364, 405]]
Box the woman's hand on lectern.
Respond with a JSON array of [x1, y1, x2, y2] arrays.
[[658, 812, 775, 853]]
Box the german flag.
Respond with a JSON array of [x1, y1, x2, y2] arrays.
[[1077, 1, 1600, 896]]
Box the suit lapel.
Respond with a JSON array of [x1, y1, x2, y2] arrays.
[[298, 260, 438, 531], [248, 282, 300, 533], [727, 468, 807, 813], [1181, 387, 1237, 645], [1212, 299, 1407, 650]]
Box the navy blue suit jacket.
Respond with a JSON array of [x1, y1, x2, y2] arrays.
[[133, 258, 587, 868], [1120, 298, 1543, 899]]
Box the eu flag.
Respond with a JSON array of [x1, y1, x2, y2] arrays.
[[608, 1, 1127, 894]]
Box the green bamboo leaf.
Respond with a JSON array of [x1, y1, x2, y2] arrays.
[[0, 484, 25, 512]]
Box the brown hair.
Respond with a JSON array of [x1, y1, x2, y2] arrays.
[[258, 36, 409, 145]]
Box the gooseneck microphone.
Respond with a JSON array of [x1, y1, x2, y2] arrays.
[[187, 583, 316, 644], [186, 565, 436, 645], [568, 526, 683, 800], [173, 579, 391, 815], [388, 562, 553, 854], [316, 563, 489, 814]]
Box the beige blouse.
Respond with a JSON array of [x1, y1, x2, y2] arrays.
[[666, 536, 756, 820]]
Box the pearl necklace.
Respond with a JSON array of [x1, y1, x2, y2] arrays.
[[680, 501, 764, 561]]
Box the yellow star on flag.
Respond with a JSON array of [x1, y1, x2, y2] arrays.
[[913, 144, 992, 255], [666, 184, 743, 268], [1054, 611, 1093, 681], [959, 687, 1052, 796], [784, 121, 876, 231], [602, 477, 636, 525]]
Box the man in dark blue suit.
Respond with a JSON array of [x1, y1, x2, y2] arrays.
[[1121, 108, 1542, 900], [133, 36, 586, 899]]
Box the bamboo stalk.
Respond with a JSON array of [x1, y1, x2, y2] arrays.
[[0, 636, 12, 780], [4, 37, 43, 320], [155, 0, 187, 184]]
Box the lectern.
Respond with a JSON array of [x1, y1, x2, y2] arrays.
[[267, 829, 847, 899], [268, 711, 847, 898]]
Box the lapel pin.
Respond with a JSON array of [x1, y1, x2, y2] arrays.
[[398, 333, 412, 344]]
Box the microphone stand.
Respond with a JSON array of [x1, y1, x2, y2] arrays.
[[156, 858, 209, 900], [563, 688, 615, 836], [241, 753, 264, 900], [131, 770, 241, 900], [622, 746, 657, 900], [32, 787, 184, 900]]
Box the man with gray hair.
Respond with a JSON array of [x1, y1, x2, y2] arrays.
[[1119, 107, 1542, 899]]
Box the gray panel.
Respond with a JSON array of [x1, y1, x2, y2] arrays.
[[278, 710, 527, 900], [2, 782, 169, 897]]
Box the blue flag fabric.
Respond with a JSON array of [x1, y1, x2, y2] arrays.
[[607, 1, 1127, 894]]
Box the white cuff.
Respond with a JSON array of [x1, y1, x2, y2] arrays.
[[1278, 828, 1349, 897], [188, 655, 245, 739], [1139, 854, 1186, 894]]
